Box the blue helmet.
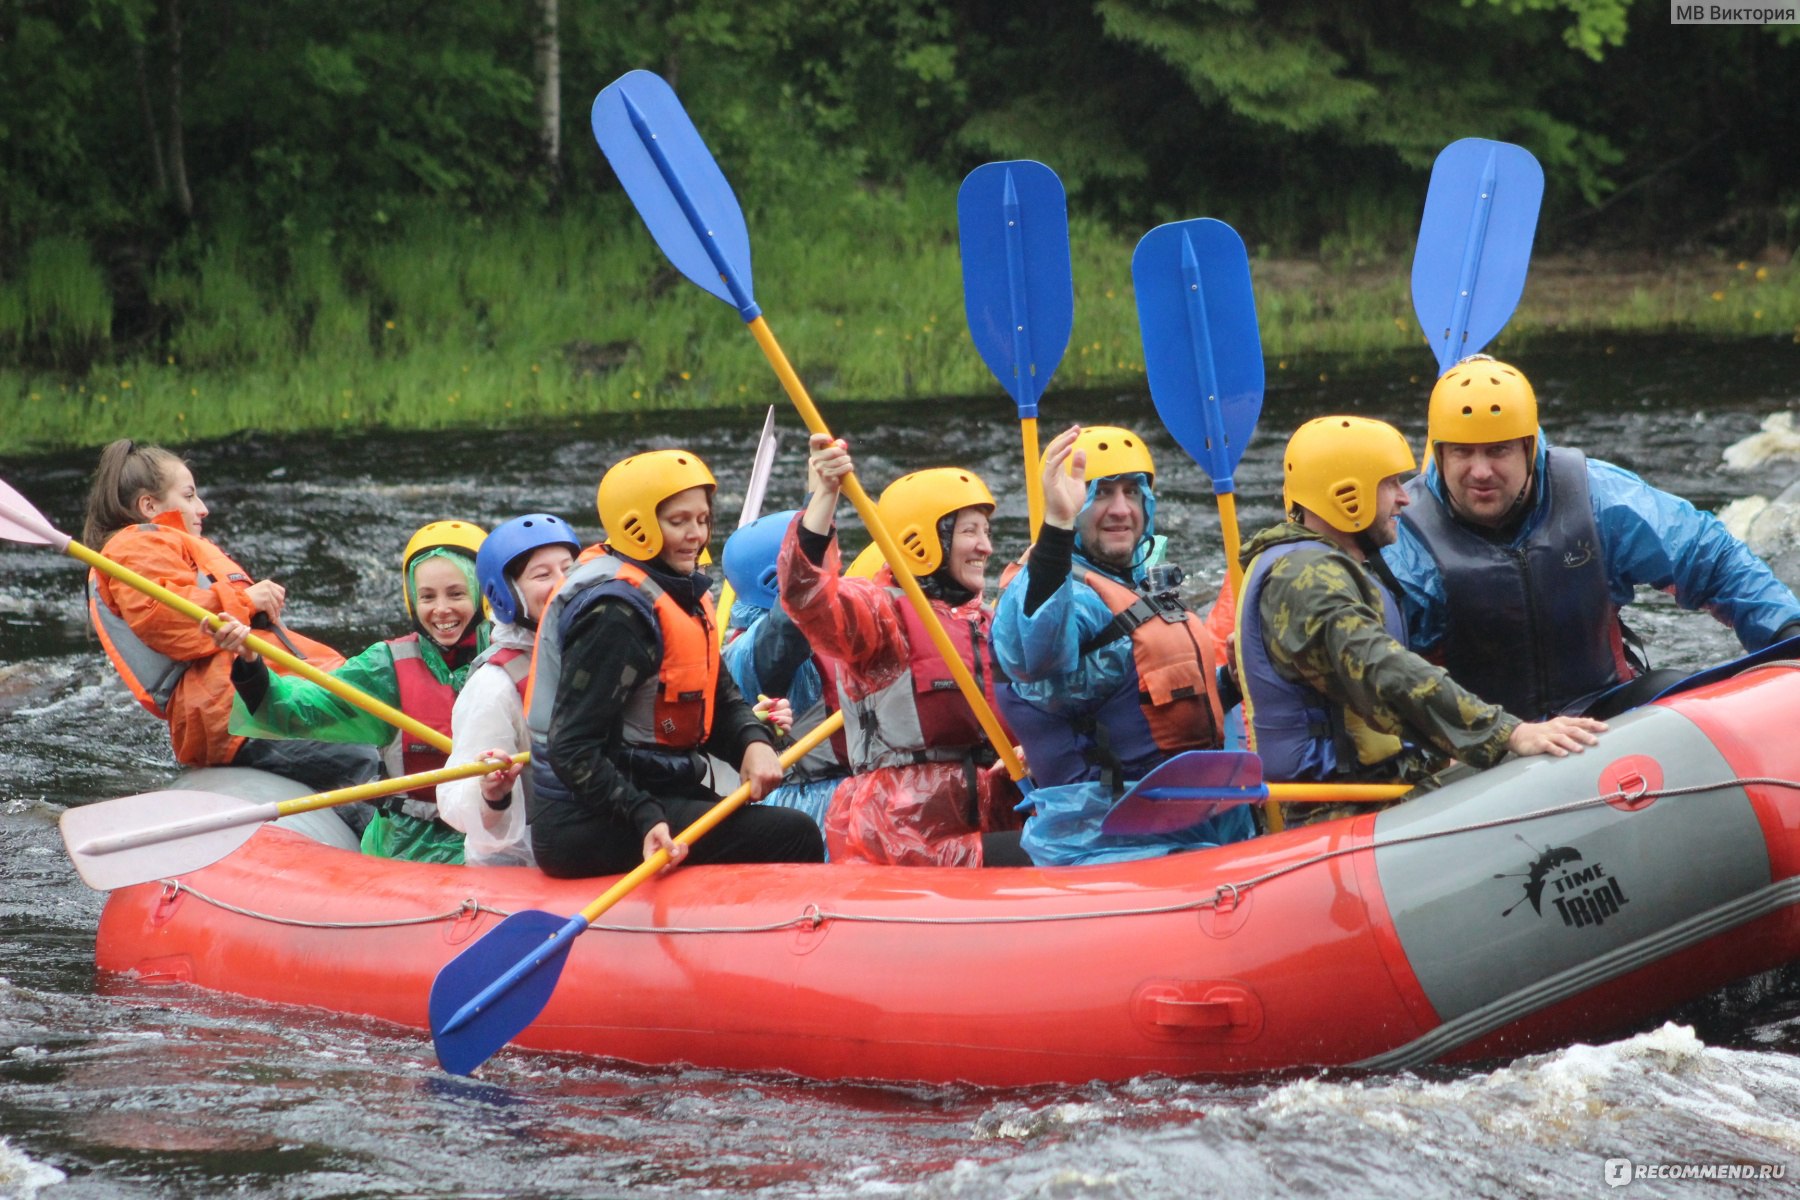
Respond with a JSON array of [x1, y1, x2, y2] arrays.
[[476, 513, 581, 625], [722, 510, 798, 612]]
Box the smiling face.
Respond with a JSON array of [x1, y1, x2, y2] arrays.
[[655, 486, 712, 574], [411, 557, 478, 647], [512, 544, 575, 623], [1439, 438, 1532, 528], [944, 506, 994, 596], [1077, 477, 1146, 570], [136, 462, 209, 537]]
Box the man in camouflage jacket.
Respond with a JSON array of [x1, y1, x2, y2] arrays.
[[1233, 417, 1606, 822]]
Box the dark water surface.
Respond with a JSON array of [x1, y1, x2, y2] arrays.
[[4, 335, 1800, 1197]]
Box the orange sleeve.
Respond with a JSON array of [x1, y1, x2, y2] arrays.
[[99, 526, 255, 663], [1203, 571, 1236, 671]]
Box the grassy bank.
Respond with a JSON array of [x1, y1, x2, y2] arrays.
[[6, 182, 1800, 456]]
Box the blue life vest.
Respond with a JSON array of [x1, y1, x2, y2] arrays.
[[1399, 448, 1623, 718], [1236, 540, 1409, 782]]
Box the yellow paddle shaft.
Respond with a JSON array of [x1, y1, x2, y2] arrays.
[[578, 709, 844, 924], [67, 538, 454, 754], [1217, 490, 1245, 600], [746, 316, 1026, 781], [1269, 783, 1411, 803], [1021, 417, 1044, 540], [716, 582, 737, 648], [273, 753, 530, 817]]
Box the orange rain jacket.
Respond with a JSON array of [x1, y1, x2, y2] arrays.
[[90, 513, 345, 766]]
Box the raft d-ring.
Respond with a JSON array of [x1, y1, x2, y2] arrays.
[[1600, 754, 1664, 812], [1213, 882, 1241, 913], [445, 898, 484, 946], [791, 904, 830, 955], [802, 903, 824, 930]]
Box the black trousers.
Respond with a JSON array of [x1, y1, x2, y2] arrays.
[[534, 786, 825, 879]]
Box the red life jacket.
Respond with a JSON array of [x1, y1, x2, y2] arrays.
[[388, 634, 456, 804], [484, 647, 532, 702], [839, 592, 1004, 770]]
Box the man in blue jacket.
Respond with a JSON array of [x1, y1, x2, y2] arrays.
[[1385, 357, 1800, 720], [992, 424, 1255, 865]]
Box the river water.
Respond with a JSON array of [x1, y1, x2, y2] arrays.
[[3, 335, 1799, 1198]]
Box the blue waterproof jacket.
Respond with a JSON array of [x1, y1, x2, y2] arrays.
[[1385, 436, 1800, 707], [992, 480, 1254, 866], [722, 601, 843, 836]]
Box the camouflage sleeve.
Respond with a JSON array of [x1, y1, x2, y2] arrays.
[[1259, 548, 1521, 769]]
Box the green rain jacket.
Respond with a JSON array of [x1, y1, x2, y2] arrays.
[[230, 625, 491, 863]]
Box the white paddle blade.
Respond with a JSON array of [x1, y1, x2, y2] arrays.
[[0, 478, 73, 550], [59, 790, 279, 891]]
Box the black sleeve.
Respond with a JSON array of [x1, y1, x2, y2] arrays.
[[1022, 523, 1076, 617], [544, 598, 670, 839], [229, 656, 273, 711], [750, 604, 815, 698], [797, 523, 833, 566]]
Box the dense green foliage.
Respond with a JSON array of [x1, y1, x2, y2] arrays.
[[4, 0, 1799, 448]]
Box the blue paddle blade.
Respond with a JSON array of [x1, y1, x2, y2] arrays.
[[1411, 138, 1544, 376], [1132, 219, 1263, 493], [1100, 750, 1267, 836], [591, 70, 759, 321], [957, 161, 1074, 419], [430, 908, 583, 1075]]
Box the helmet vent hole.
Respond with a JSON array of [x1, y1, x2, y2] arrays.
[[1331, 482, 1361, 516], [1461, 405, 1473, 416], [1490, 404, 1502, 415], [1096, 441, 1110, 451]]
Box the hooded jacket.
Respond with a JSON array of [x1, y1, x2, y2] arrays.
[[1385, 437, 1800, 716]]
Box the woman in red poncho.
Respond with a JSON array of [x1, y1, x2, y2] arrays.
[[777, 434, 1024, 867]]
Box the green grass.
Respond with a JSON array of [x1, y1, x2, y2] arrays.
[[6, 191, 1800, 455]]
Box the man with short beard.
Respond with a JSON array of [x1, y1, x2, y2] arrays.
[[992, 424, 1251, 865], [1234, 416, 1604, 824]]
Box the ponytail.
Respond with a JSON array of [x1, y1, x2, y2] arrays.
[[82, 439, 185, 546]]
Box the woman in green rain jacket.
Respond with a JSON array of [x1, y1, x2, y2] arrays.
[[212, 521, 490, 863]]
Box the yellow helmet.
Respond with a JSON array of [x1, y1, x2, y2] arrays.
[[845, 541, 886, 579], [877, 467, 996, 576], [401, 520, 487, 619], [1050, 425, 1155, 485], [596, 448, 716, 560], [1283, 417, 1416, 533], [1428, 357, 1538, 455]]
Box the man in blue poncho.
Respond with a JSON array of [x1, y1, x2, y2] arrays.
[[992, 424, 1255, 866], [1385, 357, 1800, 720]]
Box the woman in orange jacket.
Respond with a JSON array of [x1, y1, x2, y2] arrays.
[[81, 439, 380, 792]]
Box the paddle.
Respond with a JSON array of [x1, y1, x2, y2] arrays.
[[58, 754, 527, 890], [957, 160, 1074, 538], [1132, 218, 1263, 599], [1099, 750, 1410, 836], [0, 477, 452, 754], [1411, 138, 1544, 377], [717, 405, 781, 644], [429, 708, 845, 1075], [590, 69, 1024, 781]]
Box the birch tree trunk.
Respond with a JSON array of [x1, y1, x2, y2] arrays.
[[535, 0, 561, 184]]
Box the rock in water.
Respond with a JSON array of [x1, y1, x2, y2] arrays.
[[1722, 411, 1800, 470]]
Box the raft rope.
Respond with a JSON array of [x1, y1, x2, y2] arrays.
[[150, 773, 1800, 936]]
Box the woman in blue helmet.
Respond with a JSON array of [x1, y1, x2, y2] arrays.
[[436, 513, 581, 867], [721, 508, 849, 837]]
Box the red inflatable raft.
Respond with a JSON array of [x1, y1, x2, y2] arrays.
[[95, 661, 1800, 1086]]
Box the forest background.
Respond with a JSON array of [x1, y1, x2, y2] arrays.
[[4, 0, 1799, 454]]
